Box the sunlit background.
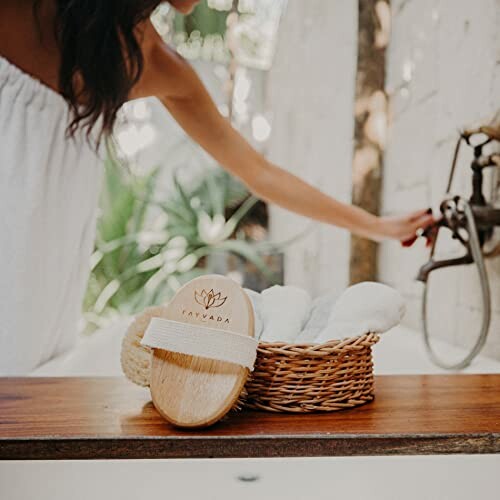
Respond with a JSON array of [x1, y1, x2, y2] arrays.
[[84, 0, 288, 331], [83, 0, 500, 364]]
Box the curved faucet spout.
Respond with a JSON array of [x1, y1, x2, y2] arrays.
[[416, 254, 473, 283]]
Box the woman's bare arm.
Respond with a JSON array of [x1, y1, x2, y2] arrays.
[[133, 21, 433, 241]]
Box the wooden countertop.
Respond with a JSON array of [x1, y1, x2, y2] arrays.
[[1, 375, 499, 460]]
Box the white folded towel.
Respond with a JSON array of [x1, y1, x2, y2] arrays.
[[296, 290, 339, 342], [243, 288, 264, 340], [315, 282, 405, 343], [259, 285, 312, 343]]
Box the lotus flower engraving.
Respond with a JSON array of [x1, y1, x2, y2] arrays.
[[194, 288, 227, 310]]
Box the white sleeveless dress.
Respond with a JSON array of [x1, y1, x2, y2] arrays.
[[0, 56, 103, 375]]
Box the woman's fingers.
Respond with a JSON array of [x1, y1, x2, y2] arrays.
[[400, 209, 436, 247], [411, 213, 435, 232], [384, 208, 439, 245], [408, 207, 433, 222], [401, 235, 418, 247]]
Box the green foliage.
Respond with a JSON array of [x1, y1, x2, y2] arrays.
[[173, 1, 229, 38], [84, 151, 277, 330]]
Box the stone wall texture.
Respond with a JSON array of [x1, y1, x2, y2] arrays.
[[266, 0, 358, 297], [379, 0, 500, 359]]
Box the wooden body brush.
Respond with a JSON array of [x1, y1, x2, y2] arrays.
[[141, 274, 256, 428]]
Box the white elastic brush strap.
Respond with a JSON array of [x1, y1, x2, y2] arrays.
[[141, 317, 258, 371]]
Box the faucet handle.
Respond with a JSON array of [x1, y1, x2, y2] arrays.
[[462, 125, 500, 143]]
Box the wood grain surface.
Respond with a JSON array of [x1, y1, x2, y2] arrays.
[[150, 274, 254, 428], [1, 375, 499, 460]]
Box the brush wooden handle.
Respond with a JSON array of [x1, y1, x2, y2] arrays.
[[149, 274, 255, 428]]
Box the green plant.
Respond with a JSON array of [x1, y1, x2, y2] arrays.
[[84, 151, 278, 331], [85, 1, 290, 330]]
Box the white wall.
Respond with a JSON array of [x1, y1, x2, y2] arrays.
[[379, 0, 500, 360], [265, 0, 358, 297]]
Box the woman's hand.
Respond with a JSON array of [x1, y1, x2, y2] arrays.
[[377, 209, 436, 245]]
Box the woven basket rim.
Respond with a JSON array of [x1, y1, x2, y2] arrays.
[[244, 332, 379, 412], [255, 332, 380, 357]]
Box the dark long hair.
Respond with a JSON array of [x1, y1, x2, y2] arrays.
[[38, 1, 162, 143]]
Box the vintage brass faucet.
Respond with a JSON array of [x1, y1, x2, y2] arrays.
[[417, 125, 500, 369]]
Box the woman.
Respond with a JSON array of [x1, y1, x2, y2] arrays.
[[0, 0, 434, 374]]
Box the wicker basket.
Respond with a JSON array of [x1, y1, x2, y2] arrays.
[[242, 333, 380, 413], [122, 314, 380, 414]]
